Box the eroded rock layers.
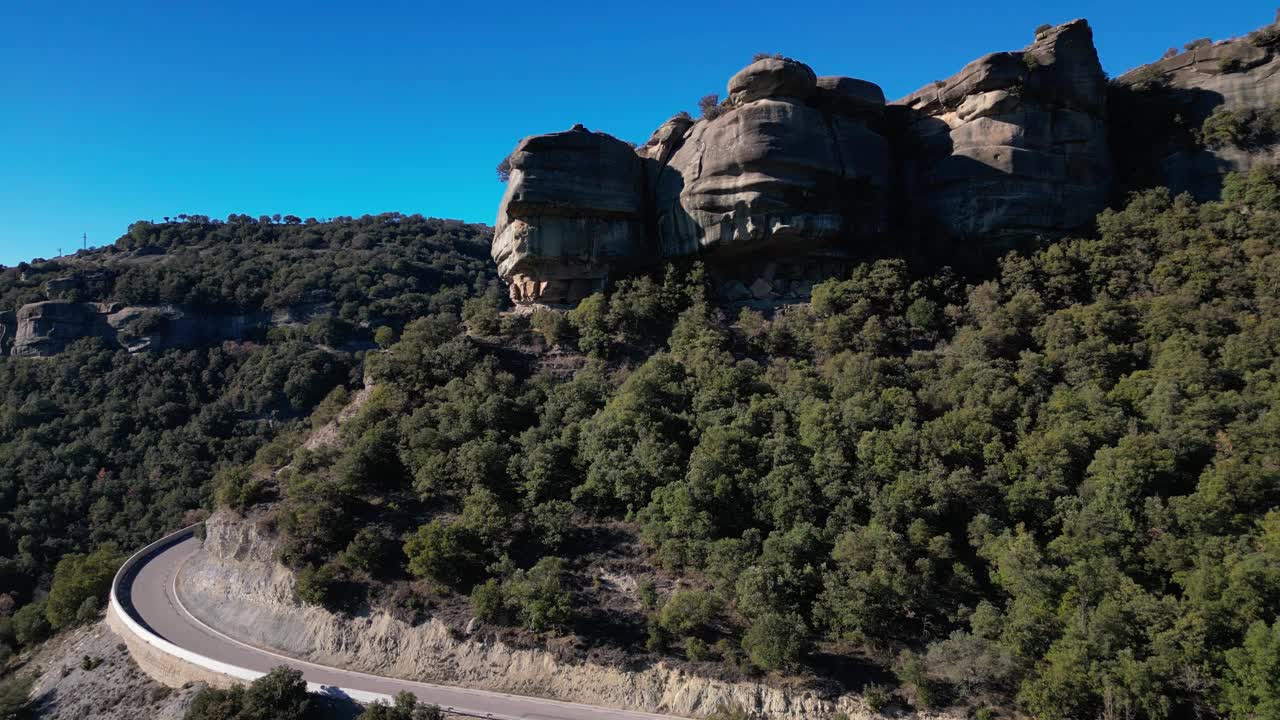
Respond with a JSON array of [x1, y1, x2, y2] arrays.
[[492, 17, 1280, 305]]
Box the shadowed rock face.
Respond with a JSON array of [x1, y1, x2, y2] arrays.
[[1112, 31, 1280, 200], [894, 19, 1112, 243], [8, 300, 315, 357]]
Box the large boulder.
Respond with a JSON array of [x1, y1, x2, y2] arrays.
[[654, 93, 890, 259], [894, 19, 1112, 242], [12, 301, 113, 357], [9, 300, 274, 356], [728, 57, 818, 104], [1111, 27, 1280, 199], [492, 125, 648, 305]]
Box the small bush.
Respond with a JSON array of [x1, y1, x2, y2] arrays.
[[46, 544, 122, 630], [1162, 47, 1178, 59], [294, 562, 342, 607], [1184, 37, 1212, 52], [1251, 26, 1280, 48], [80, 654, 102, 671], [1219, 57, 1245, 73], [1201, 103, 1280, 149], [214, 466, 269, 513], [657, 589, 721, 637], [530, 308, 570, 347], [373, 325, 396, 349], [0, 674, 33, 718], [863, 683, 893, 712], [742, 612, 808, 672], [684, 636, 713, 661], [699, 94, 726, 121], [470, 579, 507, 624], [496, 155, 512, 183], [1034, 23, 1052, 36]]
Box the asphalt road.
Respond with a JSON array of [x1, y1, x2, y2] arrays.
[[128, 536, 682, 720]]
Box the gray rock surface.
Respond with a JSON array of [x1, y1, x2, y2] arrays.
[[492, 125, 649, 305], [894, 19, 1112, 241], [1112, 28, 1280, 199], [490, 18, 1279, 305], [27, 622, 201, 720], [655, 93, 890, 259], [727, 57, 817, 104], [8, 300, 319, 357]]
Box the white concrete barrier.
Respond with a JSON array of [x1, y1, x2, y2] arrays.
[[109, 525, 396, 706]]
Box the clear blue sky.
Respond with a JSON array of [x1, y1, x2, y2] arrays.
[[1, 0, 1274, 266]]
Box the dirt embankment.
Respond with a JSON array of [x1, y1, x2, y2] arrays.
[[176, 511, 962, 720]]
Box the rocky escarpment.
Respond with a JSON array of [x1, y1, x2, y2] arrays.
[[179, 511, 956, 720], [494, 20, 1115, 304], [894, 20, 1112, 244], [7, 293, 346, 357], [494, 16, 1280, 305], [10, 301, 270, 357], [1112, 26, 1280, 199]]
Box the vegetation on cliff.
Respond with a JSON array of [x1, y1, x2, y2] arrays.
[[0, 215, 495, 663], [239, 166, 1280, 718]]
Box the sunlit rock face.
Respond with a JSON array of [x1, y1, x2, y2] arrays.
[[491, 125, 648, 305], [893, 19, 1112, 244], [491, 19, 1124, 305], [493, 60, 892, 305], [653, 58, 891, 260]]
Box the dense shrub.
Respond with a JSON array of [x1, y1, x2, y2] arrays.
[[220, 166, 1280, 717], [699, 94, 726, 120], [185, 666, 313, 720]]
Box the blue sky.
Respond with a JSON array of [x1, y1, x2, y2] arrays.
[[0, 0, 1274, 266]]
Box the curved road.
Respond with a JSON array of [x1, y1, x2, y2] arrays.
[[128, 536, 681, 720]]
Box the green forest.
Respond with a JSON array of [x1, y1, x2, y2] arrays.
[[0, 214, 495, 665], [3, 170, 1280, 719], [235, 167, 1280, 719]]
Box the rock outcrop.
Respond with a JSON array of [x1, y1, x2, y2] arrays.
[[9, 300, 290, 357], [492, 20, 1116, 304], [492, 125, 650, 305], [1112, 28, 1280, 199], [894, 19, 1112, 244]]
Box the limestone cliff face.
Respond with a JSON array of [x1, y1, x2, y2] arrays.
[[1112, 29, 1280, 199], [893, 19, 1112, 243], [492, 20, 1116, 304], [9, 300, 289, 357]]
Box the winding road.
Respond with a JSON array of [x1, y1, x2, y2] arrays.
[[122, 534, 682, 720]]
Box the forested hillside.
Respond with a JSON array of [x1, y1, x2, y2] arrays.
[[0, 214, 496, 663], [235, 168, 1280, 719]]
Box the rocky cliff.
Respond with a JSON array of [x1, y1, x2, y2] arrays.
[[894, 20, 1111, 244], [1112, 26, 1280, 199], [492, 16, 1280, 305], [9, 300, 273, 357]]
